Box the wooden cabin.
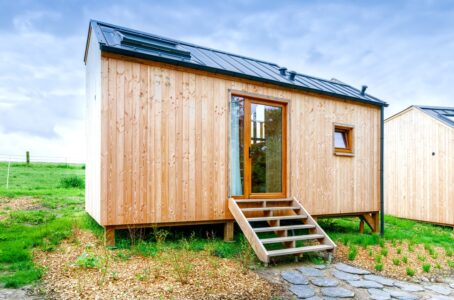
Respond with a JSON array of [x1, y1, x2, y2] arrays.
[[84, 20, 387, 263], [385, 106, 454, 227]]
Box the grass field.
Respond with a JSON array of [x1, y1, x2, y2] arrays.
[[0, 162, 453, 290]]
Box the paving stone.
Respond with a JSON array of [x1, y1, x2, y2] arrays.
[[335, 263, 370, 275], [425, 284, 452, 296], [313, 265, 326, 270], [368, 288, 391, 300], [289, 285, 316, 299], [364, 274, 395, 286], [332, 270, 360, 281], [297, 266, 324, 277], [429, 296, 454, 300], [281, 271, 309, 285], [348, 279, 384, 289], [321, 287, 355, 298], [394, 281, 425, 292], [383, 288, 418, 300], [310, 277, 339, 287]]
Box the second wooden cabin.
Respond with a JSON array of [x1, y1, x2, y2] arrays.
[[84, 20, 387, 263], [385, 106, 454, 228]]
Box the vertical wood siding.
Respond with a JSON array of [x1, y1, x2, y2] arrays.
[[93, 55, 381, 226], [385, 107, 454, 226]]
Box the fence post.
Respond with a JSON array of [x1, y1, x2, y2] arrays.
[[26, 151, 30, 164], [6, 158, 11, 189]]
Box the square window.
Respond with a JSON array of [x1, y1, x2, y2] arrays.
[[333, 124, 354, 156]]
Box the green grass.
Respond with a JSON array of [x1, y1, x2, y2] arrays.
[[0, 162, 85, 287], [318, 215, 454, 251]]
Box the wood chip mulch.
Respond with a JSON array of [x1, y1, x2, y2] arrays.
[[0, 197, 40, 220], [34, 231, 282, 300]]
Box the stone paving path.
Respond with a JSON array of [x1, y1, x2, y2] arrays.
[[276, 263, 454, 299], [0, 286, 42, 300]]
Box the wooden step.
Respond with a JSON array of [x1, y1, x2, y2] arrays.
[[267, 245, 333, 257], [247, 215, 307, 222], [254, 224, 315, 233], [260, 234, 325, 244], [241, 206, 301, 212], [234, 198, 293, 203]]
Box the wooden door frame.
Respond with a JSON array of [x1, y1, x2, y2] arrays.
[[228, 91, 288, 199]]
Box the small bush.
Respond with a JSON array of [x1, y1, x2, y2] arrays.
[[348, 246, 358, 261], [448, 260, 454, 268], [392, 258, 401, 266], [380, 248, 388, 257], [375, 263, 383, 271], [417, 254, 426, 262], [397, 247, 402, 254], [422, 264, 431, 273], [406, 267, 415, 276], [445, 248, 453, 257], [408, 244, 414, 252], [402, 256, 408, 264], [60, 176, 85, 189], [368, 249, 373, 257], [375, 255, 382, 263], [379, 240, 385, 248], [76, 253, 100, 269]]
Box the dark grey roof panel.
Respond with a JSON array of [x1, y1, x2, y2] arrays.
[[416, 105, 454, 128], [88, 20, 387, 107]]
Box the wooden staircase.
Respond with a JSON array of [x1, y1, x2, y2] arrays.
[[228, 197, 336, 264]]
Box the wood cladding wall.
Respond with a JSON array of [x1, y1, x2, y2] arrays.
[[88, 53, 381, 226], [385, 107, 454, 226], [85, 31, 102, 224]]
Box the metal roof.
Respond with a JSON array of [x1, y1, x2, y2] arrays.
[[415, 105, 454, 128], [87, 20, 387, 107]]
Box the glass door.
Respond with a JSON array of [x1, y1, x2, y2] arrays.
[[230, 96, 286, 198]]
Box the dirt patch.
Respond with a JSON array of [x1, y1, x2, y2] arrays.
[[0, 197, 41, 220], [35, 231, 282, 299], [336, 242, 454, 281]]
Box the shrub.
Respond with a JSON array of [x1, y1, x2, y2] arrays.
[[402, 256, 408, 264], [60, 175, 85, 189], [422, 264, 431, 273], [406, 267, 415, 276], [375, 255, 382, 263], [397, 247, 402, 254], [445, 248, 453, 257], [448, 260, 454, 268], [76, 253, 100, 269], [375, 263, 383, 271], [408, 244, 414, 252], [348, 246, 358, 261], [417, 254, 426, 262], [380, 248, 388, 257], [368, 249, 373, 257], [392, 258, 401, 266]]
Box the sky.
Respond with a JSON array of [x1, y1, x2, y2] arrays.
[[0, 0, 453, 163]]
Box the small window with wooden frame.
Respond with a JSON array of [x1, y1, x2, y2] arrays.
[[333, 123, 354, 156]]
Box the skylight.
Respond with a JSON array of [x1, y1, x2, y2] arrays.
[[118, 31, 191, 59]]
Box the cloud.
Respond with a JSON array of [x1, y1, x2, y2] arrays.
[[0, 0, 454, 163]]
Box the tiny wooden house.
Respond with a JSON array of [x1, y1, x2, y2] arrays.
[[385, 106, 454, 227], [85, 21, 387, 263]]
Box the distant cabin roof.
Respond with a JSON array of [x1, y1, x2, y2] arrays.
[[86, 20, 387, 107], [415, 106, 454, 128]]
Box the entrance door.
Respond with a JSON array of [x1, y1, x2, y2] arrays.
[[230, 96, 286, 199]]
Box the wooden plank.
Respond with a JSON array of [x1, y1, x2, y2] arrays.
[[267, 245, 333, 257], [228, 198, 269, 263], [253, 224, 315, 233], [261, 234, 324, 244], [247, 215, 307, 222], [223, 221, 234, 241]]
